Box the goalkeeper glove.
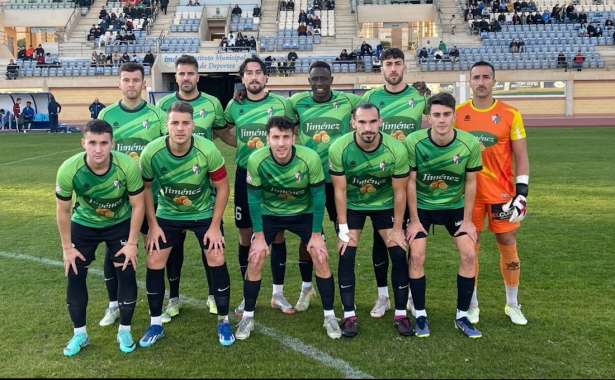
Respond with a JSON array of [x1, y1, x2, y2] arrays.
[[502, 183, 528, 223]]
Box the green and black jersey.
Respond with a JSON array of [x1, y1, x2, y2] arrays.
[[328, 132, 409, 211], [246, 145, 325, 232], [361, 85, 428, 141], [289, 90, 361, 183], [140, 135, 227, 221], [55, 152, 144, 228], [224, 92, 296, 169], [157, 91, 226, 141], [405, 128, 483, 210]]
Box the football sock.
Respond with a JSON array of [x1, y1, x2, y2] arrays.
[[210, 262, 231, 316], [270, 241, 287, 286], [200, 245, 214, 296], [409, 276, 426, 310], [498, 242, 520, 287], [457, 274, 475, 313], [145, 268, 165, 317], [116, 265, 137, 326], [388, 245, 409, 311], [243, 279, 261, 313], [238, 244, 249, 279], [67, 267, 89, 328], [338, 246, 357, 312], [315, 275, 335, 311], [167, 232, 186, 299], [103, 247, 118, 302], [372, 229, 389, 288], [505, 285, 519, 307], [298, 242, 314, 283]]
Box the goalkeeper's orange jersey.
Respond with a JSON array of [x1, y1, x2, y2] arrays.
[[454, 99, 526, 203]]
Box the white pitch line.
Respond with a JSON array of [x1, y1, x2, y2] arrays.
[[0, 149, 81, 166], [0, 251, 373, 379]]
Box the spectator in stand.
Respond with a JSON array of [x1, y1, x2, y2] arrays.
[[313, 0, 322, 10], [587, 22, 597, 37], [5, 59, 19, 80], [557, 51, 568, 72], [579, 10, 587, 24], [160, 0, 169, 15], [298, 10, 307, 23], [17, 47, 26, 61], [512, 11, 521, 24], [36, 53, 46, 67], [287, 48, 298, 62], [578, 23, 588, 37], [114, 33, 125, 45], [88, 24, 97, 41], [520, 12, 528, 25], [194, 0, 201, 5], [528, 0, 537, 11], [347, 48, 358, 62], [287, 0, 295, 11], [516, 38, 526, 52], [97, 52, 106, 68], [481, 6, 490, 18], [339, 49, 348, 60], [313, 15, 321, 31], [279, 0, 287, 10], [143, 51, 155, 66], [99, 5, 108, 19], [513, 0, 521, 11], [326, 0, 334, 10], [568, 9, 579, 22], [450, 15, 457, 34], [297, 22, 308, 36], [232, 4, 243, 16], [131, 53, 140, 62], [433, 47, 444, 61], [106, 52, 113, 66], [498, 12, 507, 24], [125, 31, 136, 44], [418, 47, 428, 63], [187, 0, 194, 5], [90, 50, 99, 67], [253, 4, 261, 16], [554, 8, 565, 23], [120, 52, 131, 64], [228, 33, 236, 47], [25, 45, 35, 60], [605, 17, 614, 31], [249, 36, 257, 51], [438, 40, 447, 52], [509, 38, 519, 52], [572, 50, 584, 71], [565, 2, 574, 18], [360, 40, 373, 58], [112, 51, 120, 66], [425, 39, 433, 54], [505, 11, 514, 24], [541, 9, 551, 23], [520, 0, 528, 10], [449, 45, 460, 62], [490, 18, 502, 32], [595, 24, 603, 37], [506, 0, 514, 12]]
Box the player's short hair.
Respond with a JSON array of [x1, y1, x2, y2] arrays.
[[119, 62, 144, 79], [470, 60, 495, 77], [352, 101, 380, 119], [16, 97, 21, 101], [308, 61, 331, 75], [83, 119, 113, 138], [175, 54, 199, 71], [380, 47, 405, 61], [266, 116, 295, 134], [239, 57, 267, 77], [427, 92, 456, 112], [167, 100, 194, 117]]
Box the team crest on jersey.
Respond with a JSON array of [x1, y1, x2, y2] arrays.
[[379, 161, 387, 171], [492, 114, 501, 124], [192, 165, 201, 175], [328, 159, 333, 169], [142, 120, 149, 129], [199, 109, 206, 118], [246, 172, 252, 183], [267, 107, 274, 116], [295, 171, 303, 181], [113, 179, 121, 189], [55, 181, 62, 193], [453, 154, 461, 164], [333, 102, 339, 109], [408, 99, 416, 108]]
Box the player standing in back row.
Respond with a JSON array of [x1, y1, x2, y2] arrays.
[[96, 62, 166, 329], [223, 57, 297, 316], [360, 48, 430, 319], [455, 61, 530, 326], [156, 54, 236, 322]]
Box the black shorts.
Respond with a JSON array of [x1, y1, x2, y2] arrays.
[[156, 217, 224, 250], [70, 219, 132, 267], [140, 203, 158, 235], [325, 182, 337, 223], [234, 167, 252, 229], [414, 207, 466, 239], [261, 214, 314, 246], [347, 208, 395, 231]]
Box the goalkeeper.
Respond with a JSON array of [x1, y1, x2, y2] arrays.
[[454, 61, 531, 326]]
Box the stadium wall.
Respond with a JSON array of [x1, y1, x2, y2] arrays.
[[2, 71, 614, 128]]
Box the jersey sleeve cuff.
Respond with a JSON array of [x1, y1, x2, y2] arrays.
[[213, 124, 228, 130], [56, 193, 72, 201], [329, 170, 345, 176], [128, 185, 145, 196], [392, 171, 410, 179], [142, 176, 154, 182], [466, 166, 483, 172], [409, 166, 418, 171], [247, 183, 261, 190], [310, 180, 325, 187]]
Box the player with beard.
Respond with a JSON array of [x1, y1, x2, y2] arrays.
[[360, 48, 430, 320], [222, 57, 297, 316]]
